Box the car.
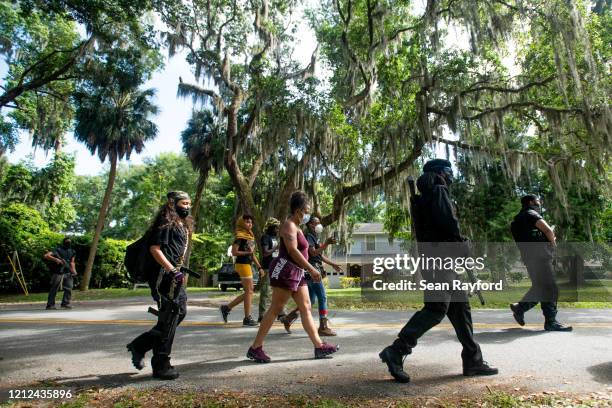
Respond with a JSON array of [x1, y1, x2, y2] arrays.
[[214, 263, 260, 291]]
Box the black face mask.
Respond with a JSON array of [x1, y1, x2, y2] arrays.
[[176, 207, 190, 218], [63, 241, 71, 249]]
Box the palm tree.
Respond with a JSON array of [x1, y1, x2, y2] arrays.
[[74, 83, 158, 290], [180, 109, 223, 231]]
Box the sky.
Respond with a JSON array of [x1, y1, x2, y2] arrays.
[[4, 6, 319, 176]]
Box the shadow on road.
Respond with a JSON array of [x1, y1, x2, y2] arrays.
[[587, 362, 612, 385], [474, 328, 547, 344]]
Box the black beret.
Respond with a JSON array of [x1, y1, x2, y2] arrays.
[[423, 159, 452, 173]]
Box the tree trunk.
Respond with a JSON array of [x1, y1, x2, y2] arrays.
[[191, 170, 208, 232], [80, 153, 118, 290], [224, 100, 264, 239], [184, 170, 207, 267]]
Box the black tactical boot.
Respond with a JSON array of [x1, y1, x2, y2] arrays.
[[379, 345, 410, 383], [463, 361, 499, 376], [509, 303, 525, 326], [126, 343, 145, 370], [544, 320, 573, 332], [152, 357, 179, 380]]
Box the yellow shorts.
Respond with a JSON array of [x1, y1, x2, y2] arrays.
[[235, 263, 253, 278]]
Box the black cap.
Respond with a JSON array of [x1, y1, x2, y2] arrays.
[[423, 159, 452, 173]]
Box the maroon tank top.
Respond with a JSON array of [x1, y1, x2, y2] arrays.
[[278, 229, 309, 264]]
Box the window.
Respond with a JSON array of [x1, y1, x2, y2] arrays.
[[365, 235, 376, 251]]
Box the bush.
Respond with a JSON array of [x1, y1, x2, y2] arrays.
[[477, 273, 491, 282], [0, 203, 131, 292], [509, 272, 524, 283], [340, 277, 361, 289]]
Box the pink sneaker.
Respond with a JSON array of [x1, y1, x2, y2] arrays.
[[315, 342, 339, 359], [247, 346, 271, 363]]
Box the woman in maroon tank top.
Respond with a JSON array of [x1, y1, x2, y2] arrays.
[[247, 191, 339, 363]]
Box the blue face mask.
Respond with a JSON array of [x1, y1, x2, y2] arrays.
[[301, 213, 311, 225]]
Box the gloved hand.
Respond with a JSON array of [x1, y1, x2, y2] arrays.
[[166, 267, 183, 285]]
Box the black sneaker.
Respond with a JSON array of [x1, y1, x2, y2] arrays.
[[544, 321, 573, 332], [509, 303, 525, 326], [61, 304, 72, 309], [46, 305, 57, 310], [463, 361, 499, 376], [220, 305, 230, 323], [379, 346, 410, 383], [243, 316, 259, 327], [126, 343, 145, 370]]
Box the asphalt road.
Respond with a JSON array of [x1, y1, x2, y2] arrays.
[[0, 294, 611, 399]]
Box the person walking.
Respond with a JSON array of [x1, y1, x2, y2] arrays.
[[126, 191, 193, 380], [379, 159, 498, 383], [283, 216, 342, 336], [246, 191, 339, 363], [220, 214, 266, 326], [258, 218, 288, 323], [509, 195, 572, 331]]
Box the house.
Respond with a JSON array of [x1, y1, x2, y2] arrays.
[[327, 223, 407, 288]]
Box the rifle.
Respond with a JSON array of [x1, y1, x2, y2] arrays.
[[407, 177, 485, 305]]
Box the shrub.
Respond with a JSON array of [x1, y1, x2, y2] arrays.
[[340, 277, 361, 289], [509, 272, 524, 283], [0, 203, 131, 292], [476, 273, 491, 282]]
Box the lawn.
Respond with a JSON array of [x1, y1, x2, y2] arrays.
[[0, 287, 217, 304], [1, 280, 610, 309]]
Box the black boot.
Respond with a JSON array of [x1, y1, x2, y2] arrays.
[[463, 361, 499, 376], [152, 357, 179, 380], [544, 320, 573, 332], [509, 303, 525, 326], [126, 343, 145, 370], [379, 346, 410, 383]]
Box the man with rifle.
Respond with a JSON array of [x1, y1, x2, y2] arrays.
[[509, 195, 572, 331], [126, 191, 196, 380], [44, 237, 77, 310], [379, 159, 498, 383]]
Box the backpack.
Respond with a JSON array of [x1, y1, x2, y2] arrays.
[[124, 232, 158, 283]]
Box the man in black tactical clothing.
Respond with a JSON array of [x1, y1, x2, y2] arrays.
[[379, 159, 498, 383], [127, 191, 193, 380], [509, 195, 572, 332], [44, 237, 77, 310]]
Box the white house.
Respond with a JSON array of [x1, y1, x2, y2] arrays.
[[327, 223, 406, 288]]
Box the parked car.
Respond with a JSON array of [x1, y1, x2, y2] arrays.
[[213, 263, 260, 291]]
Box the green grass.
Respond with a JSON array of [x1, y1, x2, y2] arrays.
[[1, 280, 610, 309], [326, 280, 612, 310], [4, 389, 610, 408], [0, 287, 217, 303]]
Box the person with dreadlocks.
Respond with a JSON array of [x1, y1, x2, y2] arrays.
[[220, 214, 266, 326], [126, 191, 193, 380]]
